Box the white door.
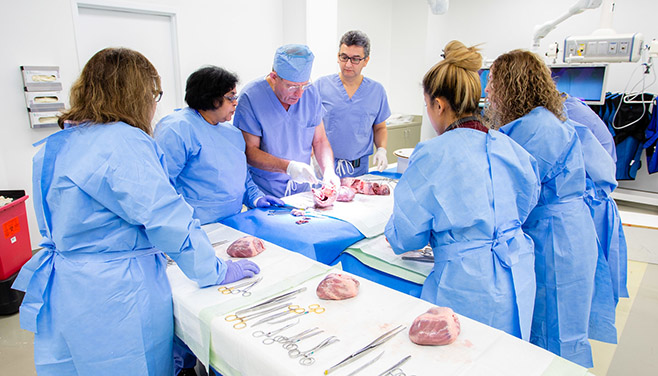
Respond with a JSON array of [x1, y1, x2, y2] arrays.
[[73, 2, 182, 124]]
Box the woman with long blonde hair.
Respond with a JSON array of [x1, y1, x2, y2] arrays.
[[13, 48, 259, 375], [485, 49, 598, 367], [385, 41, 541, 340]]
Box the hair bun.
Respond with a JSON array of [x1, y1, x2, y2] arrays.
[[442, 40, 482, 72]]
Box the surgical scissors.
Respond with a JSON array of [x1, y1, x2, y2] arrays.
[[224, 301, 290, 329], [217, 277, 262, 296], [263, 327, 322, 346], [288, 303, 326, 314], [252, 320, 299, 341], [289, 335, 340, 366], [323, 325, 406, 375], [234, 287, 306, 317]]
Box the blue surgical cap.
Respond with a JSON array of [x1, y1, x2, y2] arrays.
[[273, 44, 314, 83]]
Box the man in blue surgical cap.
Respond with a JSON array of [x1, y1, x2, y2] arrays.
[[234, 44, 341, 197]]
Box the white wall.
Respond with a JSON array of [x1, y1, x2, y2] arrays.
[[2, 0, 657, 248], [0, 0, 286, 247]]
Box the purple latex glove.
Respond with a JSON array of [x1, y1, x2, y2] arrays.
[[255, 195, 285, 208], [221, 259, 261, 284]]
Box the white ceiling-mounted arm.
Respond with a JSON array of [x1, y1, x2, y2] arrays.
[[427, 0, 449, 15], [531, 0, 602, 51]]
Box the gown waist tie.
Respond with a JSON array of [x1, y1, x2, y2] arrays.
[[13, 241, 161, 333]]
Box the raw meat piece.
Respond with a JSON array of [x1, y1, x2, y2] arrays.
[[226, 236, 265, 258], [408, 307, 460, 345], [340, 178, 390, 195], [336, 186, 356, 202], [312, 185, 337, 208], [316, 273, 360, 300]]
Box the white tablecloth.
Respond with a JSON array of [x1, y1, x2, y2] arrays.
[[167, 224, 589, 376]]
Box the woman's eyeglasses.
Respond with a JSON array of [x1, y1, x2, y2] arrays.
[[154, 91, 163, 103]]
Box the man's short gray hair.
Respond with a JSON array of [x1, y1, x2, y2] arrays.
[[339, 30, 370, 57]]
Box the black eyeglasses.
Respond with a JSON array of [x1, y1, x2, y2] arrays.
[[338, 54, 366, 64], [154, 91, 163, 103]]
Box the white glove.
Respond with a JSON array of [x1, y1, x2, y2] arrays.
[[323, 169, 341, 188], [286, 160, 319, 185], [373, 147, 388, 172]]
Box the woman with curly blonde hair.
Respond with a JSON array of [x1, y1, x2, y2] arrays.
[[385, 41, 541, 340], [485, 49, 598, 367]]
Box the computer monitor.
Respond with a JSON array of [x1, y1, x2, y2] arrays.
[[549, 64, 608, 105], [478, 64, 608, 106]]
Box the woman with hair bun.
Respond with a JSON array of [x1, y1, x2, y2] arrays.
[[385, 41, 541, 340], [485, 49, 598, 367]]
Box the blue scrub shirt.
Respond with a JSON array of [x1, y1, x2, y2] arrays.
[[316, 74, 391, 176], [234, 78, 325, 197], [155, 108, 263, 224]]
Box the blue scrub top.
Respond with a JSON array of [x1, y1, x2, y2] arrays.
[[564, 96, 617, 163], [234, 78, 325, 197], [385, 128, 541, 341], [155, 108, 263, 224], [315, 74, 391, 161]]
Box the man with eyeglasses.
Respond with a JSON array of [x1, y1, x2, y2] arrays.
[[155, 66, 283, 227], [234, 44, 341, 197], [315, 30, 391, 177]]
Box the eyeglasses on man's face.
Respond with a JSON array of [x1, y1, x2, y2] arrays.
[[338, 54, 366, 65], [283, 81, 312, 93], [154, 91, 163, 103]]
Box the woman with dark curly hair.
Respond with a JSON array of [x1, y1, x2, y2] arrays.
[[385, 41, 541, 340], [485, 49, 598, 367]]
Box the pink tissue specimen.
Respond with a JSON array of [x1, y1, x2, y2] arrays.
[[341, 178, 390, 195], [336, 186, 356, 202], [226, 236, 265, 258], [409, 307, 461, 345], [313, 185, 337, 208], [316, 273, 360, 300]]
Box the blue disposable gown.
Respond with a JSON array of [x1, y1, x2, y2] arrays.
[[567, 119, 628, 344], [564, 95, 617, 162], [316, 74, 391, 177], [154, 108, 263, 224], [234, 78, 325, 197], [13, 122, 227, 376], [500, 107, 598, 368], [385, 128, 541, 340]]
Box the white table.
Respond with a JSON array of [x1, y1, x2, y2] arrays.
[[167, 223, 590, 376]]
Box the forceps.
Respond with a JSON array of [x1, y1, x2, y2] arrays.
[[217, 277, 262, 296], [323, 325, 407, 375], [377, 355, 413, 376], [289, 335, 340, 366]]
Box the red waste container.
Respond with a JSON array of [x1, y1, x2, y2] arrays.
[[0, 190, 33, 280], [0, 190, 32, 314]]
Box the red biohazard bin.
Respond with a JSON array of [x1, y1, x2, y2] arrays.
[[0, 190, 32, 280]]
